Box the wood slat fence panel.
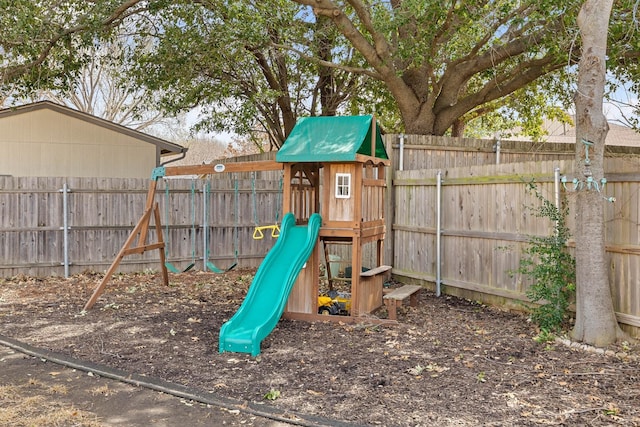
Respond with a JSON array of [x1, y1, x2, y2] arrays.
[[2, 136, 640, 335], [393, 157, 640, 335], [0, 171, 284, 277]]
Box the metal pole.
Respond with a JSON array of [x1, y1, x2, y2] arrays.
[[60, 183, 70, 278], [554, 167, 561, 235], [399, 134, 405, 171], [436, 170, 442, 297], [495, 138, 501, 165], [202, 181, 209, 271]]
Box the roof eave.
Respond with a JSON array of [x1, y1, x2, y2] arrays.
[[355, 154, 390, 166], [0, 101, 186, 156]]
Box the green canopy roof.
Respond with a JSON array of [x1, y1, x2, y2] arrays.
[[276, 115, 389, 163]]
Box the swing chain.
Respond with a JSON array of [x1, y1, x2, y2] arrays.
[[204, 178, 238, 273], [190, 179, 196, 262], [234, 178, 240, 261], [275, 175, 283, 223], [251, 172, 283, 239], [251, 172, 259, 226], [164, 179, 171, 258]]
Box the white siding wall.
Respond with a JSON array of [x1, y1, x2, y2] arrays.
[[0, 109, 157, 178]]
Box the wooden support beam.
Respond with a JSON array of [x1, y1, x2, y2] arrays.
[[282, 311, 397, 325], [138, 180, 158, 247], [371, 115, 376, 158], [154, 200, 169, 287], [122, 242, 165, 255], [84, 203, 168, 310], [163, 160, 283, 177]]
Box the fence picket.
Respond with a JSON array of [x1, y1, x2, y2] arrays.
[[1, 137, 639, 335]]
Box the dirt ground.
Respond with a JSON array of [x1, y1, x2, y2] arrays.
[[0, 345, 290, 426], [0, 270, 638, 426]]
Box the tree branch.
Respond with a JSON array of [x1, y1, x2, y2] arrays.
[[434, 55, 565, 134], [270, 42, 380, 78], [2, 0, 147, 85]]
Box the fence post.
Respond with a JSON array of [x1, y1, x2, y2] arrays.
[[494, 138, 501, 165], [436, 170, 443, 297], [554, 167, 561, 210], [59, 182, 70, 278], [385, 136, 396, 267], [398, 134, 405, 171], [202, 180, 209, 271]]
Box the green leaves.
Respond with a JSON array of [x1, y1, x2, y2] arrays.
[[2, 0, 638, 140], [121, 0, 369, 145], [264, 388, 281, 400], [0, 0, 154, 102], [515, 182, 576, 332]]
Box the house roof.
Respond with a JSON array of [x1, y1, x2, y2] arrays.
[[275, 115, 389, 164], [504, 117, 640, 147], [543, 119, 640, 146], [0, 101, 186, 156]]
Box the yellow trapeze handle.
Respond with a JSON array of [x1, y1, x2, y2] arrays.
[[252, 227, 265, 240], [252, 225, 280, 240]]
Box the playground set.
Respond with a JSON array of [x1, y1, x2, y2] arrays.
[[84, 115, 414, 356]]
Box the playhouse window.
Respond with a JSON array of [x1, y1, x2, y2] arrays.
[[335, 173, 351, 198]]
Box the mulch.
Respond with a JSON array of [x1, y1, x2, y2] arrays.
[[1, 270, 638, 426]]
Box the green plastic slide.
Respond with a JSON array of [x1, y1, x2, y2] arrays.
[[218, 212, 322, 356]]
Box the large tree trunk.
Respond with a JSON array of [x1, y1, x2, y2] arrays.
[[571, 0, 622, 346]]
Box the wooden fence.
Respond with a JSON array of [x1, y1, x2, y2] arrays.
[[383, 133, 640, 170], [2, 135, 639, 335], [0, 170, 284, 277], [392, 156, 640, 336]]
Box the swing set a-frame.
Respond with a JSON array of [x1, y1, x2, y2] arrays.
[[83, 160, 284, 311]]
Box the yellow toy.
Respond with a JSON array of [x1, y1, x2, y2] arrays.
[[252, 224, 280, 239], [317, 291, 351, 316]]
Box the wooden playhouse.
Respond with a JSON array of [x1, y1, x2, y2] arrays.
[[275, 115, 392, 321], [84, 114, 402, 321]]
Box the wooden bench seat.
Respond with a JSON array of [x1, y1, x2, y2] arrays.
[[360, 265, 392, 277], [383, 284, 422, 320]]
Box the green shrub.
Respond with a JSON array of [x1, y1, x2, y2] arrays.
[[515, 182, 575, 331]]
